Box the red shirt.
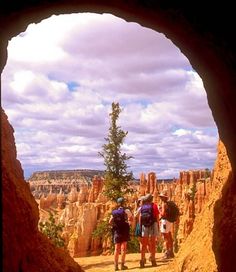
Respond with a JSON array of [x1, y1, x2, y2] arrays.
[[152, 203, 159, 220]]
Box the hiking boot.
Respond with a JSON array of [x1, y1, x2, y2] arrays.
[[121, 263, 128, 270], [151, 260, 157, 267], [168, 250, 175, 258], [114, 264, 119, 271], [161, 251, 169, 260], [140, 260, 145, 268]]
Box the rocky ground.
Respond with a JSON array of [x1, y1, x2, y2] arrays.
[[75, 253, 176, 272]]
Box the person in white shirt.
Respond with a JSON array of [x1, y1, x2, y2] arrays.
[[159, 191, 174, 259]]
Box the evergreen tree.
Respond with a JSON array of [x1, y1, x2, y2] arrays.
[[99, 102, 133, 201]]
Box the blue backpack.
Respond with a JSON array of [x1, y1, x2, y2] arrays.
[[140, 203, 154, 227], [112, 208, 127, 227]]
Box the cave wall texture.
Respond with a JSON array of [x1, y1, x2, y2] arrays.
[[1, 1, 235, 272]]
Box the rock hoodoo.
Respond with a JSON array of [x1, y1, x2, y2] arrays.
[[33, 164, 215, 260]]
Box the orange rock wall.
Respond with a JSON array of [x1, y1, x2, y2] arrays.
[[173, 140, 233, 272], [35, 168, 216, 258]]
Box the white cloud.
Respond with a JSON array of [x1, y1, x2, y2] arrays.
[[8, 15, 69, 63], [173, 129, 191, 137], [1, 13, 218, 179]]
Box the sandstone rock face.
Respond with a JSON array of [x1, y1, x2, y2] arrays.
[[34, 165, 215, 259], [1, 109, 83, 272], [30, 170, 106, 208], [29, 170, 103, 199], [88, 176, 104, 203], [67, 187, 79, 203], [29, 169, 104, 181], [36, 175, 111, 258], [139, 172, 146, 196], [60, 202, 102, 257], [174, 140, 232, 272], [39, 188, 58, 210], [78, 182, 89, 204], [169, 170, 213, 246], [57, 188, 66, 209], [211, 142, 236, 272]]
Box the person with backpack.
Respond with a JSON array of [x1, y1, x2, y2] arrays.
[[137, 193, 159, 268], [109, 197, 133, 271], [159, 190, 179, 259]]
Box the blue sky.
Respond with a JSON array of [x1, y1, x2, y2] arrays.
[[1, 13, 218, 179]]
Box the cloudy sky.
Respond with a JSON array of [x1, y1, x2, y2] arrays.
[[2, 13, 218, 180]]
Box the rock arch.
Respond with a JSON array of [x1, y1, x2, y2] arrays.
[[1, 2, 235, 272]]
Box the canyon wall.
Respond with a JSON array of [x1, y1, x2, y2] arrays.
[[174, 140, 232, 272], [29, 169, 103, 198]]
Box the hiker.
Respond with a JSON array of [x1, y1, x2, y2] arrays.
[[159, 191, 174, 259], [137, 193, 159, 268], [109, 197, 133, 271]]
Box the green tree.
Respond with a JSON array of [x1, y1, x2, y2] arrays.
[[39, 211, 65, 248], [204, 168, 211, 178], [189, 182, 197, 201], [99, 102, 133, 201]]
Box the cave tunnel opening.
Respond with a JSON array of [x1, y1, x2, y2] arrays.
[[2, 12, 219, 262], [1, 3, 236, 272]]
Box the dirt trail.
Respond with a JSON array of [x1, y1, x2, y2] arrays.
[[75, 253, 176, 272]]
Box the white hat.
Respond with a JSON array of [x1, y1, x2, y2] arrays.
[[159, 191, 168, 198], [143, 193, 153, 202]]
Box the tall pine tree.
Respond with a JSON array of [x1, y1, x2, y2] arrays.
[[99, 102, 133, 201]]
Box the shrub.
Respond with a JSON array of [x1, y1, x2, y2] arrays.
[[39, 211, 65, 248]]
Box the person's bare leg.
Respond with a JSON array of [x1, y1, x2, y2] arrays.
[[167, 232, 174, 257], [140, 237, 148, 267], [149, 236, 156, 260], [121, 242, 128, 269], [121, 242, 127, 263], [149, 236, 157, 266], [162, 233, 169, 259], [114, 243, 121, 269]]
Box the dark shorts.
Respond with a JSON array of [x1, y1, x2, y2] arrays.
[[112, 222, 130, 244]]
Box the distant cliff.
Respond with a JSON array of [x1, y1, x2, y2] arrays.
[[28, 169, 105, 181], [28, 169, 105, 198]]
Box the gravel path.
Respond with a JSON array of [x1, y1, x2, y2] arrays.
[[75, 253, 176, 272]]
